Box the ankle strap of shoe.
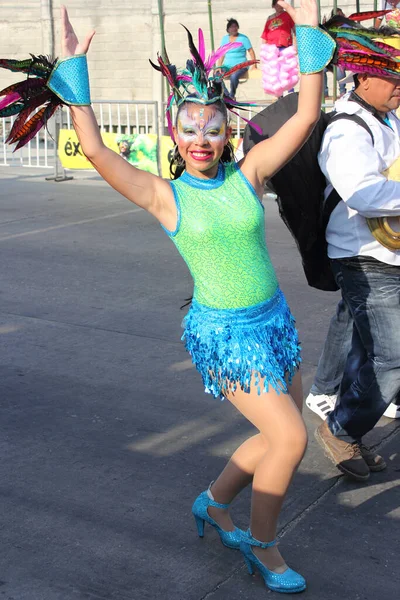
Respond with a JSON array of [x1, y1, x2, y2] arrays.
[[207, 484, 230, 509], [246, 529, 277, 548]]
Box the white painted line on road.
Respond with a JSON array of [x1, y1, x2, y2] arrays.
[[0, 207, 143, 242]]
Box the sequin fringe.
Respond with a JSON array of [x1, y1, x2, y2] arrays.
[[182, 289, 301, 399]]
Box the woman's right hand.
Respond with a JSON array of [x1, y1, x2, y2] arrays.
[[61, 5, 95, 58]]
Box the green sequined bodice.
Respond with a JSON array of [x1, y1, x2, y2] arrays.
[[166, 162, 278, 309]]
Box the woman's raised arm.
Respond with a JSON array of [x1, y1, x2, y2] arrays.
[[241, 0, 325, 189], [61, 6, 173, 225]]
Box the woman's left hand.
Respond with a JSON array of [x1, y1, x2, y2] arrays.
[[61, 5, 95, 58], [278, 0, 318, 27]]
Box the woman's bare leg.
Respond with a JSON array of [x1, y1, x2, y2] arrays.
[[209, 370, 307, 571], [208, 370, 304, 528], [208, 433, 269, 530]]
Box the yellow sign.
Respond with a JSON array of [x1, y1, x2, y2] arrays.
[[58, 130, 118, 169], [160, 136, 175, 178], [58, 130, 159, 175]]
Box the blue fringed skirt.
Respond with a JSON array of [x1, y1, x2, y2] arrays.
[[182, 289, 301, 399]]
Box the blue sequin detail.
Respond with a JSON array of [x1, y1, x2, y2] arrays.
[[47, 55, 91, 105], [240, 529, 307, 593], [179, 162, 225, 189], [192, 490, 244, 549], [182, 289, 301, 398], [296, 25, 336, 74]]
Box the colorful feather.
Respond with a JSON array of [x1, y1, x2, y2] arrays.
[[324, 11, 400, 77], [6, 90, 53, 143], [205, 42, 243, 71], [6, 106, 33, 144], [0, 92, 21, 111], [347, 10, 391, 22], [0, 54, 64, 148], [13, 101, 59, 150], [0, 58, 35, 73], [182, 25, 206, 70], [340, 52, 400, 71], [0, 77, 47, 100], [223, 60, 259, 79], [0, 103, 24, 118], [225, 107, 263, 135], [0, 55, 55, 78], [149, 25, 276, 141], [157, 55, 177, 89], [10, 105, 47, 144], [198, 29, 206, 63], [372, 40, 400, 57]]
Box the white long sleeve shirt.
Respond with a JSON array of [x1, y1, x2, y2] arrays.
[[318, 95, 400, 266]]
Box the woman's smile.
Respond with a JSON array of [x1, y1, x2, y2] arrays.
[[173, 103, 230, 177]]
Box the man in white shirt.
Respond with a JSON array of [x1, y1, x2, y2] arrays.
[[314, 73, 400, 481]]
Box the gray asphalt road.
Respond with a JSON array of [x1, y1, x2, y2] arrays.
[[0, 167, 398, 600]]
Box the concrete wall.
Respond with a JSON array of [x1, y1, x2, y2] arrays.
[[0, 1, 376, 103]]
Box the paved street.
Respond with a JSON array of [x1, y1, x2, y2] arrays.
[[0, 166, 399, 600]]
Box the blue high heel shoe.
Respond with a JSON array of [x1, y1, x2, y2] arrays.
[[192, 485, 244, 549], [240, 529, 306, 593]]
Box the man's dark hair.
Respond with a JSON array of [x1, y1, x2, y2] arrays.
[[272, 0, 279, 7], [226, 18, 239, 31]]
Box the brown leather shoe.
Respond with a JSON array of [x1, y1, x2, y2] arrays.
[[315, 421, 370, 481], [358, 443, 387, 472]]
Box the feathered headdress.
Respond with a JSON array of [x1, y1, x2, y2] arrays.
[[0, 55, 61, 150], [150, 26, 261, 139], [325, 11, 400, 78]]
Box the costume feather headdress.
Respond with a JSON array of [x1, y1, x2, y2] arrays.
[[0, 55, 61, 149], [324, 12, 400, 78], [150, 26, 261, 138]]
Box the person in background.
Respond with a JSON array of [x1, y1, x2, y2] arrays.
[[375, 0, 400, 28], [216, 18, 257, 100], [314, 71, 400, 481], [262, 0, 295, 49], [261, 0, 296, 94]]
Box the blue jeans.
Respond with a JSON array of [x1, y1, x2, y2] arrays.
[[310, 298, 353, 396], [229, 67, 248, 97], [326, 259, 400, 442], [324, 67, 346, 97], [336, 66, 346, 95]]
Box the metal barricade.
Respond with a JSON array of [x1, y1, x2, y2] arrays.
[[61, 100, 158, 136], [1, 110, 54, 169], [0, 100, 161, 177]]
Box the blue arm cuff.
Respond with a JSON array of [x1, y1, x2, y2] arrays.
[[295, 25, 336, 74], [47, 55, 91, 105]]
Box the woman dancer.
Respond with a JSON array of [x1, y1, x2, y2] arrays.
[[0, 0, 333, 593]]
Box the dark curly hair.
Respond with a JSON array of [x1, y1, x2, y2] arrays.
[[226, 18, 239, 31]]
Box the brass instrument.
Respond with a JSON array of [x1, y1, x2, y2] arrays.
[[367, 216, 400, 250], [366, 157, 400, 251]]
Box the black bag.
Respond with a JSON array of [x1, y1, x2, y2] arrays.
[[243, 93, 373, 291]]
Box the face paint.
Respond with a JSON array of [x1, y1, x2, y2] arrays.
[[177, 105, 227, 144], [199, 107, 205, 129]]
